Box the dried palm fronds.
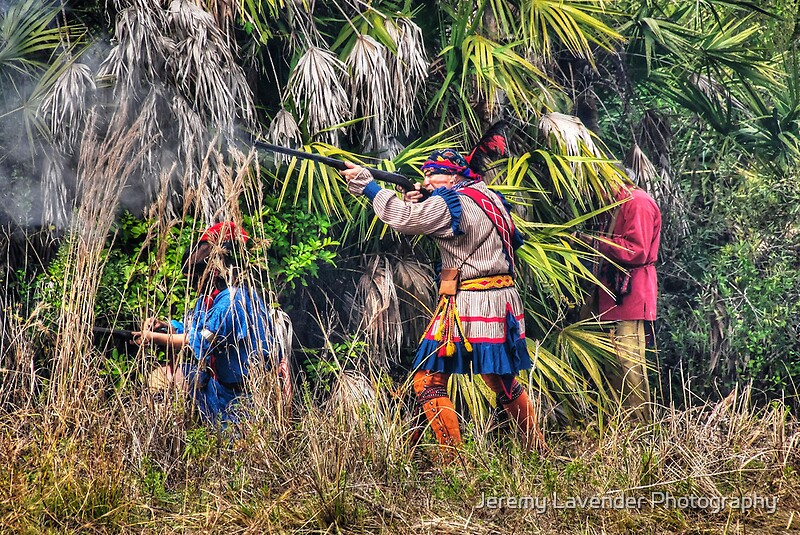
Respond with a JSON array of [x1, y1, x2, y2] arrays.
[[353, 255, 401, 370], [383, 18, 428, 138], [346, 35, 391, 151], [688, 72, 747, 114], [98, 4, 170, 90], [537, 111, 628, 198], [170, 89, 205, 203], [538, 111, 599, 157], [38, 62, 96, 152], [267, 108, 302, 164], [135, 86, 171, 197], [288, 46, 350, 145], [631, 110, 691, 238], [391, 257, 435, 350], [204, 0, 236, 34], [166, 0, 254, 137], [625, 143, 658, 189], [92, 0, 255, 220], [41, 154, 70, 229]]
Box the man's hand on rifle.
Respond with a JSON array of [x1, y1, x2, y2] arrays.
[[339, 160, 426, 202], [402, 183, 424, 204], [142, 317, 170, 333], [340, 161, 373, 196], [132, 317, 186, 349]]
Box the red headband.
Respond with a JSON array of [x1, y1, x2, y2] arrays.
[[200, 222, 249, 244]]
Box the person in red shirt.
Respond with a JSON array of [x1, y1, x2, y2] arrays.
[[582, 179, 662, 422]]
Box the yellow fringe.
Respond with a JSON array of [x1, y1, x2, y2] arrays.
[[420, 294, 473, 356]]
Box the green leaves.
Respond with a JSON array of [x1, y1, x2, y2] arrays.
[[460, 35, 556, 116], [0, 0, 71, 83], [272, 142, 353, 218], [518, 0, 622, 62]]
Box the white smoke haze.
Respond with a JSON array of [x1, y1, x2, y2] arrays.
[[0, 0, 259, 232]]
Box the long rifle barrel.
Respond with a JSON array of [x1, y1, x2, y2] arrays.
[[252, 140, 429, 199], [92, 327, 134, 341]]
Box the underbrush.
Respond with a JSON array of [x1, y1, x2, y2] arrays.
[[0, 374, 796, 534]]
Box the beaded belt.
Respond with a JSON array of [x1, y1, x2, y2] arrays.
[[459, 274, 514, 291]]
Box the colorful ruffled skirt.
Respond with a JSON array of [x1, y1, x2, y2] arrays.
[[412, 286, 532, 376]]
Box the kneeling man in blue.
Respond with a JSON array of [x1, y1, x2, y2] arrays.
[[134, 222, 290, 424]]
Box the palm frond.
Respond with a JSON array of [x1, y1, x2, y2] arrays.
[[384, 17, 428, 138], [272, 141, 353, 218], [625, 143, 658, 189], [41, 153, 70, 229], [538, 112, 599, 156], [353, 255, 402, 370], [692, 16, 779, 87], [38, 61, 96, 151], [97, 5, 170, 90], [391, 257, 435, 350], [461, 34, 557, 118], [267, 108, 303, 163], [688, 72, 747, 113], [514, 225, 603, 306], [548, 321, 619, 412], [0, 0, 68, 86], [346, 35, 391, 151], [619, 10, 695, 75], [166, 0, 254, 136], [288, 46, 350, 145], [518, 0, 622, 63]]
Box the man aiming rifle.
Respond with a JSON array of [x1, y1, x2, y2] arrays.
[[341, 144, 548, 460], [132, 222, 291, 424]]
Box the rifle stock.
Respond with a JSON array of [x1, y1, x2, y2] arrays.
[[252, 140, 430, 200]]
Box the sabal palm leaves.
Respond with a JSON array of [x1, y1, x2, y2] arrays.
[[44, 0, 257, 223], [38, 61, 96, 151], [0, 0, 71, 84], [345, 35, 391, 151], [353, 255, 402, 370], [167, 0, 254, 136], [0, 0, 88, 229], [427, 0, 620, 135], [384, 17, 428, 138], [288, 46, 350, 145], [516, 0, 622, 62]]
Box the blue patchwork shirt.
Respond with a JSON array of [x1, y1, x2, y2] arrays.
[[171, 287, 273, 385]]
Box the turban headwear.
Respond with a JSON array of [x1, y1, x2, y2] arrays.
[[421, 148, 480, 180]]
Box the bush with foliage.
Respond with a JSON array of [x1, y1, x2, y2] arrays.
[[23, 202, 338, 333]]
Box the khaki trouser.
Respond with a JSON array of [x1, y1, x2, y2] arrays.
[[608, 320, 652, 423]]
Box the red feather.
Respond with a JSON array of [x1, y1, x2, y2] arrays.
[[466, 121, 508, 175]]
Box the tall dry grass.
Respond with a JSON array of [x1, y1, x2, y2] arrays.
[[0, 358, 797, 533], [49, 101, 153, 414], [2, 194, 798, 533]]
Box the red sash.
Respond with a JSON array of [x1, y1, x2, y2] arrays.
[[457, 187, 516, 272]]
